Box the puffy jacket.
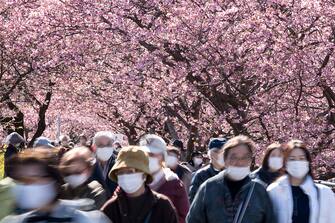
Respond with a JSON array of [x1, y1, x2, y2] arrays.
[[267, 175, 335, 223], [187, 171, 275, 223], [189, 164, 220, 203]]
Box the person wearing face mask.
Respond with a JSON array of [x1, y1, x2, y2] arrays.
[[267, 140, 335, 223], [188, 137, 226, 203], [139, 134, 189, 223], [101, 146, 178, 223], [2, 148, 110, 223], [90, 131, 118, 196], [184, 152, 204, 173], [59, 147, 106, 210], [166, 146, 192, 193], [187, 135, 275, 223], [251, 143, 284, 187], [59, 135, 72, 149], [3, 132, 25, 177]]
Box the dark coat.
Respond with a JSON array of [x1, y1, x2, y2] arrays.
[[151, 169, 190, 223], [250, 167, 281, 187], [189, 164, 220, 203], [90, 155, 118, 197], [4, 144, 19, 177], [101, 187, 178, 223], [174, 164, 192, 194], [187, 171, 276, 223]]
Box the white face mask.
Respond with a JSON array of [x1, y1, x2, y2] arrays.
[[166, 155, 179, 168], [12, 182, 57, 210], [287, 160, 309, 179], [149, 157, 161, 174], [226, 166, 250, 181], [96, 147, 114, 161], [64, 173, 89, 188], [268, 157, 283, 171], [193, 157, 203, 166], [117, 173, 144, 194]]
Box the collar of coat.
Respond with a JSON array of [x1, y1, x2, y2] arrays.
[[117, 186, 157, 221], [219, 171, 253, 202], [274, 174, 316, 194]]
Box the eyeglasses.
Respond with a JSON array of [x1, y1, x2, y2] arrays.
[[227, 155, 252, 163]]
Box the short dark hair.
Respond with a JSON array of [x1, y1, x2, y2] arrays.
[[172, 139, 183, 150]]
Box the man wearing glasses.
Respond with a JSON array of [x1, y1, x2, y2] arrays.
[[187, 135, 275, 223]]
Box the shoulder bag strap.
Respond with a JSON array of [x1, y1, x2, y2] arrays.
[[233, 181, 256, 223]]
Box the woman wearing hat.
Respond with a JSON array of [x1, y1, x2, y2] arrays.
[[101, 146, 178, 223]]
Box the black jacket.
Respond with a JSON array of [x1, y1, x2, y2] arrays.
[[90, 155, 118, 197], [250, 167, 281, 187], [189, 164, 220, 203], [101, 187, 178, 223]]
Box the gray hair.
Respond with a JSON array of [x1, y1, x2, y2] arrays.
[[92, 131, 115, 146]]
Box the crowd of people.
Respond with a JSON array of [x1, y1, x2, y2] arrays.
[[0, 131, 335, 223]]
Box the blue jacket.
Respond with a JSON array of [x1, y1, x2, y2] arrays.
[[186, 171, 275, 223], [189, 164, 220, 203]]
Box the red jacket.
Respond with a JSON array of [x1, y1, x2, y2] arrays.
[[150, 168, 190, 223]]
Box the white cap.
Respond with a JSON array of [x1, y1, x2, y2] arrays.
[[139, 134, 167, 157]]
